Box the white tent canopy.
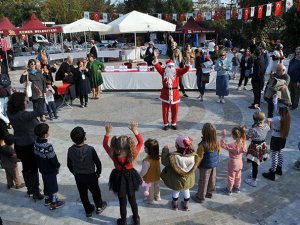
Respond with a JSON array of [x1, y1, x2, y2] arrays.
[[105, 10, 176, 34], [62, 18, 110, 33]]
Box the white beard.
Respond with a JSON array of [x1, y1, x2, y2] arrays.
[[164, 67, 176, 86]]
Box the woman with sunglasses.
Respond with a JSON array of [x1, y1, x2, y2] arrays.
[[215, 51, 232, 104], [20, 59, 47, 122]]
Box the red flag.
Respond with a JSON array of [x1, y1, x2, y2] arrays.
[[164, 13, 170, 21], [298, 0, 300, 11], [195, 12, 202, 22], [93, 12, 100, 21], [244, 8, 249, 20], [258, 5, 263, 19], [275, 1, 282, 16], [179, 13, 185, 22], [214, 11, 222, 21], [0, 38, 9, 51], [232, 8, 238, 20]]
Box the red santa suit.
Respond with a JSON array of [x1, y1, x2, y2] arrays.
[[154, 59, 190, 127]]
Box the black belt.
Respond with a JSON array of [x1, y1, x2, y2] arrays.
[[273, 129, 280, 132], [163, 87, 178, 90]]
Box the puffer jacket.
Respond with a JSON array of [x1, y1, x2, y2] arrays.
[[160, 146, 200, 191]]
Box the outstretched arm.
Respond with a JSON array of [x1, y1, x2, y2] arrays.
[[103, 123, 113, 159], [129, 121, 143, 157]]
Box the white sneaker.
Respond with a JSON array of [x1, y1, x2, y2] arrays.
[[216, 99, 221, 103], [244, 178, 257, 187], [237, 86, 242, 91], [197, 94, 201, 99], [221, 99, 225, 104], [243, 86, 247, 90], [199, 95, 203, 101]]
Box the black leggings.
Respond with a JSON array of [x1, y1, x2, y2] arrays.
[[118, 194, 138, 220], [238, 69, 249, 87], [179, 76, 186, 94], [252, 161, 258, 179]]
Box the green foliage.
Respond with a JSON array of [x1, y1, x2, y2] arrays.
[[165, 0, 193, 13], [282, 6, 300, 52]]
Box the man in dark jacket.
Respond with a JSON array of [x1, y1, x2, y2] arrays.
[[288, 46, 300, 110], [249, 49, 265, 109]]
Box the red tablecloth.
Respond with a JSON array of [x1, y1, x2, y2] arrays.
[[57, 83, 71, 95]]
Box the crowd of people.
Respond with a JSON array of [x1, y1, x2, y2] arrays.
[[0, 36, 300, 225]]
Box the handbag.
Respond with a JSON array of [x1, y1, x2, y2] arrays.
[[245, 69, 252, 77], [25, 74, 32, 98], [201, 73, 210, 83]]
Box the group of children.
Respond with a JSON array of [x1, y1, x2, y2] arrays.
[[0, 95, 291, 225]]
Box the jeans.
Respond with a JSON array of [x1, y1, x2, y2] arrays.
[[46, 101, 57, 118], [0, 97, 8, 116], [196, 71, 206, 96]]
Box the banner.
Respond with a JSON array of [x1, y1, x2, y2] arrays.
[[258, 5, 263, 19], [157, 13, 162, 19], [195, 12, 203, 22], [179, 13, 185, 22], [286, 0, 293, 11], [226, 10, 231, 20], [232, 8, 238, 20], [205, 12, 212, 20], [102, 13, 108, 23], [244, 8, 249, 20], [250, 7, 255, 17], [84, 11, 90, 19], [266, 4, 272, 16], [275, 1, 282, 16], [93, 12, 100, 21], [164, 13, 170, 21], [0, 38, 10, 51], [298, 0, 300, 11], [214, 11, 222, 21], [172, 13, 177, 21], [186, 13, 193, 20], [238, 8, 243, 20]]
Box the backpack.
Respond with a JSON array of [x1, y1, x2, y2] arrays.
[[0, 73, 11, 88]]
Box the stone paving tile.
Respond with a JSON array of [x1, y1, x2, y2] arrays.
[[1, 70, 300, 225]]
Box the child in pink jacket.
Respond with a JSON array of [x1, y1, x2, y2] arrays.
[[221, 126, 247, 195]]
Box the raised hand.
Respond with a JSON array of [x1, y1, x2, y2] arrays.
[[129, 121, 139, 135], [105, 123, 112, 135], [154, 49, 159, 58]]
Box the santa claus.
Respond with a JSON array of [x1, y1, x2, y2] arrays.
[[153, 50, 190, 130]]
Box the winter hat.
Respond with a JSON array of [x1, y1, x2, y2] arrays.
[[166, 59, 175, 67], [176, 135, 193, 150]]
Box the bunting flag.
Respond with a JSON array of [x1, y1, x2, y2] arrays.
[[172, 13, 177, 21], [298, 0, 300, 11], [102, 13, 108, 22], [232, 8, 238, 20], [250, 7, 255, 17], [266, 3, 272, 16], [238, 8, 243, 20], [195, 12, 203, 22], [179, 13, 185, 22], [226, 9, 231, 20], [206, 12, 212, 20], [275, 1, 282, 16], [286, 0, 293, 11], [186, 13, 193, 20], [84, 11, 90, 19], [93, 12, 100, 21], [258, 5, 263, 18], [157, 13, 162, 19], [164, 13, 170, 21], [214, 11, 222, 21], [244, 8, 249, 20]]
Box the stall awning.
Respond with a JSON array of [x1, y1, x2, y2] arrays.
[[176, 17, 215, 34], [0, 17, 17, 35]]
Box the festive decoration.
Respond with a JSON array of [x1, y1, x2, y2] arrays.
[[157, 13, 162, 19], [164, 13, 170, 21], [206, 12, 212, 20], [226, 10, 231, 20], [286, 0, 293, 11], [172, 13, 177, 21], [275, 1, 282, 16], [84, 11, 90, 19], [179, 13, 185, 22], [93, 12, 100, 22], [232, 8, 238, 20], [266, 4, 272, 17], [244, 8, 249, 20], [298, 0, 300, 11], [258, 5, 263, 19], [195, 12, 203, 22], [238, 8, 243, 20], [214, 11, 222, 21], [250, 7, 255, 17]]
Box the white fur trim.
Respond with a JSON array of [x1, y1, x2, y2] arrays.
[[166, 62, 175, 66]]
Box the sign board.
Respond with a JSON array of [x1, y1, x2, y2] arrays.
[[105, 66, 115, 72], [119, 65, 128, 71], [138, 66, 148, 72]]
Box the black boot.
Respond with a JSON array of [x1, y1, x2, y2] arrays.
[[31, 173, 44, 201], [275, 166, 282, 175], [263, 170, 275, 181], [133, 215, 140, 225], [117, 218, 127, 225]]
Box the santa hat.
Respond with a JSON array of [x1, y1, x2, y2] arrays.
[[176, 135, 193, 149], [166, 59, 175, 67]]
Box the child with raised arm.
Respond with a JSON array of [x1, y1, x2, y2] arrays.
[[193, 123, 220, 203], [103, 121, 143, 225], [245, 110, 270, 187], [221, 126, 247, 195], [140, 138, 161, 204], [262, 96, 290, 180], [67, 126, 107, 217], [160, 135, 200, 211]]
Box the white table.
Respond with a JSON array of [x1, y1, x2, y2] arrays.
[[102, 70, 217, 90]]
